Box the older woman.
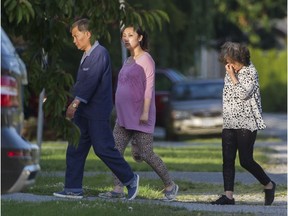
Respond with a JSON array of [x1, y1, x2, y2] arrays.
[[211, 42, 276, 205]]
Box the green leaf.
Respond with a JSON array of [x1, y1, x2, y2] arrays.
[[155, 9, 170, 23], [6, 0, 17, 12], [23, 0, 35, 18], [16, 6, 23, 25], [4, 0, 12, 8], [132, 11, 143, 26]]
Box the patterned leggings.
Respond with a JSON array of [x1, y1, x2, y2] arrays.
[[112, 123, 174, 187], [222, 129, 271, 191]]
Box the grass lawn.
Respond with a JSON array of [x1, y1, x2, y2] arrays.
[[1, 200, 254, 216], [2, 139, 286, 216], [39, 140, 274, 172]]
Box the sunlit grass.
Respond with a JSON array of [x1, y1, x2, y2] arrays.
[[28, 140, 285, 204], [38, 141, 274, 172], [32, 140, 284, 200], [25, 175, 287, 204]]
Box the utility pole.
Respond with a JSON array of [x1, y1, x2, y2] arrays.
[[119, 0, 127, 63]]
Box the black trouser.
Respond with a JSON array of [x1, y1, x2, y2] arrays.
[[222, 129, 271, 191]]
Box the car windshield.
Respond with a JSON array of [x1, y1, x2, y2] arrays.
[[171, 82, 223, 101], [155, 69, 186, 91]]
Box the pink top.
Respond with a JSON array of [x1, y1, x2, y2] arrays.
[[115, 52, 156, 133]]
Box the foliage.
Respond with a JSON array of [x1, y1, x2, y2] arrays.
[[250, 48, 287, 112], [126, 0, 286, 75], [131, 0, 218, 72], [1, 0, 169, 145], [213, 0, 287, 48], [126, 0, 287, 112], [2, 0, 286, 143]]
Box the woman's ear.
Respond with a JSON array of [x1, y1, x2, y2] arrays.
[[138, 35, 143, 42]]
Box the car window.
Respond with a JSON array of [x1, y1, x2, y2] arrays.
[[167, 70, 187, 81], [172, 83, 223, 101], [1, 27, 28, 84], [155, 73, 173, 91]]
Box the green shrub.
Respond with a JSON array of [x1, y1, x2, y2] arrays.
[[250, 48, 287, 112]]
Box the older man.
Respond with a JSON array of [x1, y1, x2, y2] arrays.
[[53, 18, 139, 200]]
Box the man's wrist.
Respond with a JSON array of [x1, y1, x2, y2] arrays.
[[72, 102, 78, 109], [71, 99, 80, 109]]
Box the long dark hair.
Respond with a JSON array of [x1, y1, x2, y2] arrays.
[[121, 25, 149, 51]]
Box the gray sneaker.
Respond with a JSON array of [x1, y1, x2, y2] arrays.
[[163, 184, 179, 202]]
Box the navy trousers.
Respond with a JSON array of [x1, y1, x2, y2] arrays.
[[64, 114, 134, 192]]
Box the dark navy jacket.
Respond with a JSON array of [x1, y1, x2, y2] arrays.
[[73, 43, 113, 120]]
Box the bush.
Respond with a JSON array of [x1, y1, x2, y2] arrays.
[[250, 48, 287, 112]]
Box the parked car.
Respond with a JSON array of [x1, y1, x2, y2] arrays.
[[164, 79, 224, 140], [155, 68, 187, 126], [1, 27, 41, 194]]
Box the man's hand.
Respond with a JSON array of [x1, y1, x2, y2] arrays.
[[66, 99, 80, 120]]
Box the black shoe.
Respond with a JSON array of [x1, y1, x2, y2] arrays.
[[211, 195, 235, 205], [264, 181, 276, 205]]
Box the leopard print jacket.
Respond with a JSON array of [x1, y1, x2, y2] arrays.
[[223, 62, 266, 131]]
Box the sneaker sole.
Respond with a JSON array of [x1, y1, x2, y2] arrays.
[[127, 174, 139, 201], [53, 192, 83, 199]]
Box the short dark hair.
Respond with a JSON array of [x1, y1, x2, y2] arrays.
[[219, 41, 250, 66], [70, 18, 97, 42], [70, 18, 90, 33], [121, 24, 149, 51]]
